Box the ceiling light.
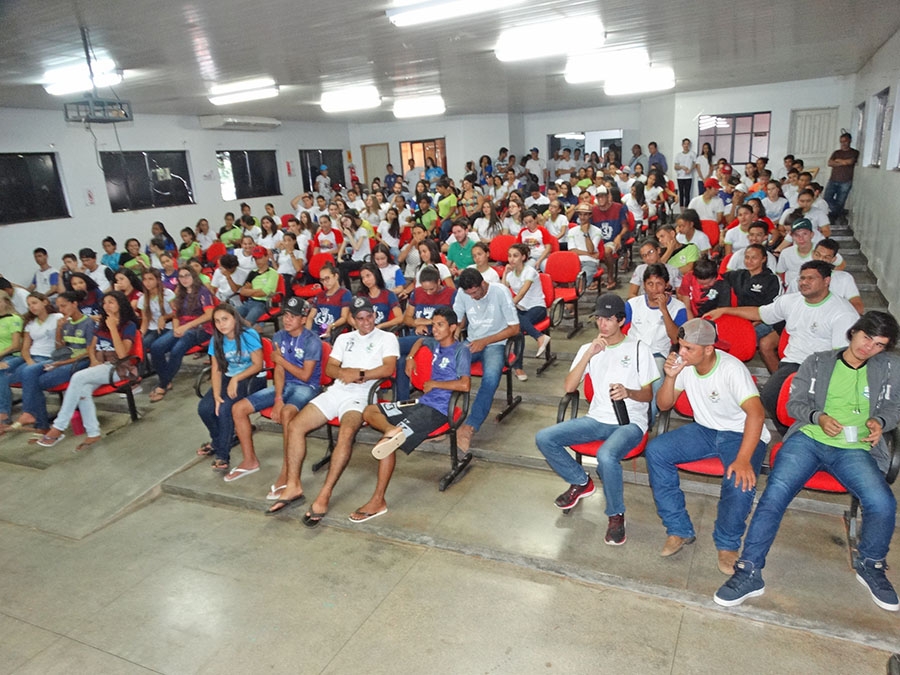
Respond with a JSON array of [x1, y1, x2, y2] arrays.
[[209, 77, 276, 96], [209, 87, 279, 106], [393, 95, 445, 118], [387, 0, 525, 27], [564, 49, 649, 84], [554, 132, 585, 140], [320, 85, 381, 113], [43, 58, 123, 96], [495, 17, 603, 62], [604, 66, 675, 96]]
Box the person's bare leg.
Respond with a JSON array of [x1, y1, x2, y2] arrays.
[[603, 246, 617, 286], [352, 452, 396, 518], [363, 403, 390, 435], [231, 399, 259, 470], [272, 404, 327, 510], [758, 332, 780, 373], [270, 406, 300, 497], [307, 411, 362, 516]]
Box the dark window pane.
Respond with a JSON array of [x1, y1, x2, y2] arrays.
[[0, 153, 69, 225], [100, 151, 195, 212]]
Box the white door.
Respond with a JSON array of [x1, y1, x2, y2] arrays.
[[788, 107, 838, 181], [361, 143, 390, 186]]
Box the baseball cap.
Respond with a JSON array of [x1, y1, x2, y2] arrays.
[[721, 163, 733, 175], [595, 185, 609, 195], [593, 293, 625, 318], [791, 218, 813, 232], [678, 318, 718, 346], [350, 296, 374, 317], [704, 177, 720, 189], [319, 164, 328, 171], [251, 246, 268, 259], [733, 183, 748, 193], [283, 297, 311, 317], [618, 166, 632, 174], [530, 147, 539, 153]]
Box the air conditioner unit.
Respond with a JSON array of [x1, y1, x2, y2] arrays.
[[198, 115, 282, 131]]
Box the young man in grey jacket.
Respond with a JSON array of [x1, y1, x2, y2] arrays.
[[715, 311, 900, 612]]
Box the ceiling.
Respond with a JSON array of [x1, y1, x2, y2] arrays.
[[1, 0, 898, 123]]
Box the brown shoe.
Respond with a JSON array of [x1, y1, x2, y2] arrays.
[[660, 534, 696, 557], [717, 549, 739, 575]]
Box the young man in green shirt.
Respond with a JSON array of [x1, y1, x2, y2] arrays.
[[238, 246, 279, 327], [444, 218, 476, 275]]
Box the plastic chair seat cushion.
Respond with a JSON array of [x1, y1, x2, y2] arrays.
[[571, 432, 648, 459]]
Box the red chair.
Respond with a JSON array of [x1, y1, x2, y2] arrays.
[[700, 220, 721, 249], [533, 273, 558, 375], [718, 253, 733, 275], [409, 346, 473, 491], [205, 241, 228, 268], [292, 253, 336, 299], [469, 335, 523, 423], [555, 373, 650, 514], [280, 214, 294, 229], [489, 235, 517, 264], [777, 328, 790, 360], [545, 251, 587, 339], [711, 314, 757, 362], [257, 275, 287, 331]]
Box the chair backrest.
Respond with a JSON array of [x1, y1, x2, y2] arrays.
[[410, 345, 433, 391], [712, 314, 756, 362], [700, 220, 720, 248], [308, 253, 336, 280], [583, 373, 595, 402], [489, 234, 517, 263], [776, 371, 797, 428], [205, 241, 227, 266], [131, 329, 145, 361], [544, 250, 581, 284], [261, 337, 275, 370], [777, 329, 790, 360], [280, 214, 293, 229], [718, 253, 732, 275], [319, 340, 334, 386], [538, 272, 554, 310]]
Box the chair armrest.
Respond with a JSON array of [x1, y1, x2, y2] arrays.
[[505, 333, 524, 366], [549, 298, 565, 328], [556, 391, 579, 424], [367, 377, 396, 404], [446, 390, 470, 430], [886, 428, 900, 485], [574, 270, 587, 297], [194, 366, 212, 399]]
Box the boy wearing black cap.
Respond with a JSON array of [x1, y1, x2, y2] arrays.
[[645, 318, 769, 574], [536, 293, 658, 545]]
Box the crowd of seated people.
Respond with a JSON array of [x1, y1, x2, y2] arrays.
[[0, 135, 894, 613]]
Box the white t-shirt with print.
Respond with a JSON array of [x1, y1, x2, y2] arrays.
[[758, 292, 857, 364]]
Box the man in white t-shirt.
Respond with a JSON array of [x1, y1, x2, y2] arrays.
[[267, 296, 399, 524], [566, 205, 602, 280], [536, 294, 658, 545], [209, 253, 249, 305], [524, 184, 550, 211], [290, 192, 317, 220], [27, 248, 60, 295], [315, 164, 335, 201], [646, 318, 770, 574], [706, 260, 858, 432], [78, 248, 111, 293], [726, 222, 777, 273], [554, 148, 576, 183], [688, 178, 726, 224], [775, 218, 816, 290], [525, 147, 547, 187], [785, 239, 863, 314], [778, 189, 830, 241], [404, 158, 424, 187]]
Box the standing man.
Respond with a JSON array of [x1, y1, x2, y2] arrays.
[[383, 163, 400, 192], [645, 319, 770, 574], [315, 164, 334, 201], [673, 139, 698, 210], [495, 147, 510, 174], [555, 148, 576, 184], [715, 312, 900, 612], [453, 269, 520, 453], [628, 144, 648, 173], [525, 147, 547, 188], [536, 294, 658, 545], [404, 157, 424, 187], [647, 141, 668, 174], [824, 132, 859, 223]]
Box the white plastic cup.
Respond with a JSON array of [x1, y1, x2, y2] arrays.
[[843, 425, 858, 443]]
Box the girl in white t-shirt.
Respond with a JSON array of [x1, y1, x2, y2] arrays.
[[468, 242, 501, 285], [503, 243, 549, 380], [377, 207, 402, 259], [398, 238, 454, 299], [372, 244, 406, 291], [473, 200, 506, 242], [503, 200, 525, 237], [258, 216, 284, 254], [195, 218, 218, 252], [275, 231, 305, 290]]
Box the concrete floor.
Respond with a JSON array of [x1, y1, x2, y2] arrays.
[[1, 297, 898, 673]]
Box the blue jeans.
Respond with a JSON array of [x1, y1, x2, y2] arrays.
[[742, 433, 896, 567], [197, 374, 257, 464], [0, 355, 26, 418], [151, 328, 208, 389], [536, 417, 644, 516], [824, 179, 853, 218], [238, 299, 268, 326], [396, 334, 421, 400], [20, 360, 88, 430], [468, 342, 505, 431], [645, 423, 767, 551], [514, 306, 547, 368]]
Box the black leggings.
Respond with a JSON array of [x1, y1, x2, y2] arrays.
[[677, 179, 693, 208]]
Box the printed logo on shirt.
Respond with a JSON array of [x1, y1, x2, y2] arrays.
[[750, 283, 763, 293], [707, 289, 719, 300], [863, 386, 870, 400], [708, 389, 721, 403], [620, 355, 632, 368], [437, 356, 451, 370]]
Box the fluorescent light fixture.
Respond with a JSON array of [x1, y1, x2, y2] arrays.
[[495, 17, 603, 62], [209, 77, 276, 96], [320, 85, 381, 113], [209, 87, 279, 105], [554, 132, 585, 140], [393, 95, 445, 118], [564, 49, 649, 84], [43, 58, 123, 96], [604, 66, 675, 96], [387, 0, 524, 27], [699, 115, 718, 131]]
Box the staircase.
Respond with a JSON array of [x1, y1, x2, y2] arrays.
[[830, 220, 889, 313]]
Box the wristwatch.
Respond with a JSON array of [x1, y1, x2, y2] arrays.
[[359, 369, 365, 380]]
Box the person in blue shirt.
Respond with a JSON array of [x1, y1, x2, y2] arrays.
[[225, 298, 322, 494], [197, 304, 263, 472], [350, 307, 471, 522]]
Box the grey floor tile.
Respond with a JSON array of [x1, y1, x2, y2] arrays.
[[11, 636, 158, 675], [0, 614, 60, 675]]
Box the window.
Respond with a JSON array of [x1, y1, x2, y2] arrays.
[[886, 85, 900, 170], [298, 149, 344, 193], [0, 153, 69, 225], [698, 112, 770, 164], [400, 138, 447, 178], [100, 151, 195, 212], [216, 150, 280, 201], [867, 88, 890, 167], [855, 102, 867, 160]]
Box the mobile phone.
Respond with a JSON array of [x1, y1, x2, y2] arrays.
[[397, 400, 418, 407]]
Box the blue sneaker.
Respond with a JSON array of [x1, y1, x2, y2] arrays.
[[855, 558, 899, 612], [714, 560, 765, 607]]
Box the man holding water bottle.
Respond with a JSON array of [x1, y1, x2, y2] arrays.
[[715, 312, 900, 612]]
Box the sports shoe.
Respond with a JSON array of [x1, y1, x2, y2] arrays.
[[855, 558, 899, 611], [554, 477, 595, 509], [714, 560, 765, 607], [605, 514, 626, 545]]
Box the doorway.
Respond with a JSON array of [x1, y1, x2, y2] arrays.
[[361, 143, 390, 187]]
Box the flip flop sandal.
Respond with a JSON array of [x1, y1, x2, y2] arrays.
[[210, 459, 229, 472], [196, 442, 214, 456], [266, 484, 288, 501], [149, 389, 167, 402], [265, 494, 306, 515], [348, 507, 388, 523], [223, 466, 260, 482], [302, 510, 327, 528], [372, 430, 406, 460], [36, 433, 65, 448]]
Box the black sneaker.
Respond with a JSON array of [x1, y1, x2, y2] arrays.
[[855, 558, 899, 612], [714, 560, 765, 607], [605, 514, 626, 545], [554, 477, 595, 509]]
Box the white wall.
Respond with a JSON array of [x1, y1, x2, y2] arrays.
[[0, 108, 349, 284], [846, 28, 900, 313]]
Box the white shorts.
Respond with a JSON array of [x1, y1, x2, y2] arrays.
[[310, 386, 367, 421]]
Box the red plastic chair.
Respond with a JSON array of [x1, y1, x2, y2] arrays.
[[700, 219, 721, 249], [718, 253, 733, 275], [532, 273, 558, 375], [409, 346, 472, 490], [205, 241, 228, 267], [545, 251, 587, 339], [469, 335, 523, 423], [292, 253, 336, 298], [280, 214, 293, 229], [555, 373, 650, 514], [711, 314, 757, 362], [489, 235, 517, 264]]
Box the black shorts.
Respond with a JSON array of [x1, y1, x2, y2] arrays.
[[379, 401, 449, 454]]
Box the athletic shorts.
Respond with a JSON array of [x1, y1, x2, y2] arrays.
[[310, 386, 368, 421], [379, 401, 449, 454]]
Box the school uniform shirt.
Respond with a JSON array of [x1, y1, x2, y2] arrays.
[[687, 195, 724, 222], [572, 336, 658, 433], [415, 263, 452, 287], [233, 250, 256, 272], [410, 287, 456, 335], [196, 231, 218, 251], [144, 288, 177, 329], [176, 288, 215, 335], [313, 229, 343, 255], [517, 226, 554, 264], [210, 267, 249, 303], [25, 313, 63, 358], [258, 231, 284, 251], [362, 289, 400, 326], [378, 265, 405, 292], [758, 292, 857, 364], [625, 296, 688, 355], [208, 328, 261, 377], [775, 245, 813, 290], [453, 282, 518, 344], [761, 197, 788, 221], [676, 229, 711, 254], [503, 216, 523, 237], [0, 314, 24, 354], [629, 263, 683, 294], [32, 268, 60, 295], [785, 269, 860, 301], [276, 248, 303, 275], [504, 265, 544, 311], [543, 214, 570, 240], [723, 227, 750, 253], [674, 151, 697, 180], [273, 328, 321, 389], [11, 287, 30, 315], [85, 265, 112, 292], [61, 315, 96, 358], [94, 321, 138, 356], [377, 221, 401, 250], [418, 339, 472, 414], [727, 249, 777, 274], [311, 288, 352, 337], [674, 350, 770, 442], [220, 227, 243, 248], [328, 328, 400, 397]]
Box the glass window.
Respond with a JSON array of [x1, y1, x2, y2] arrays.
[[697, 111, 770, 164], [216, 150, 280, 200], [0, 153, 70, 225], [100, 151, 195, 212]]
